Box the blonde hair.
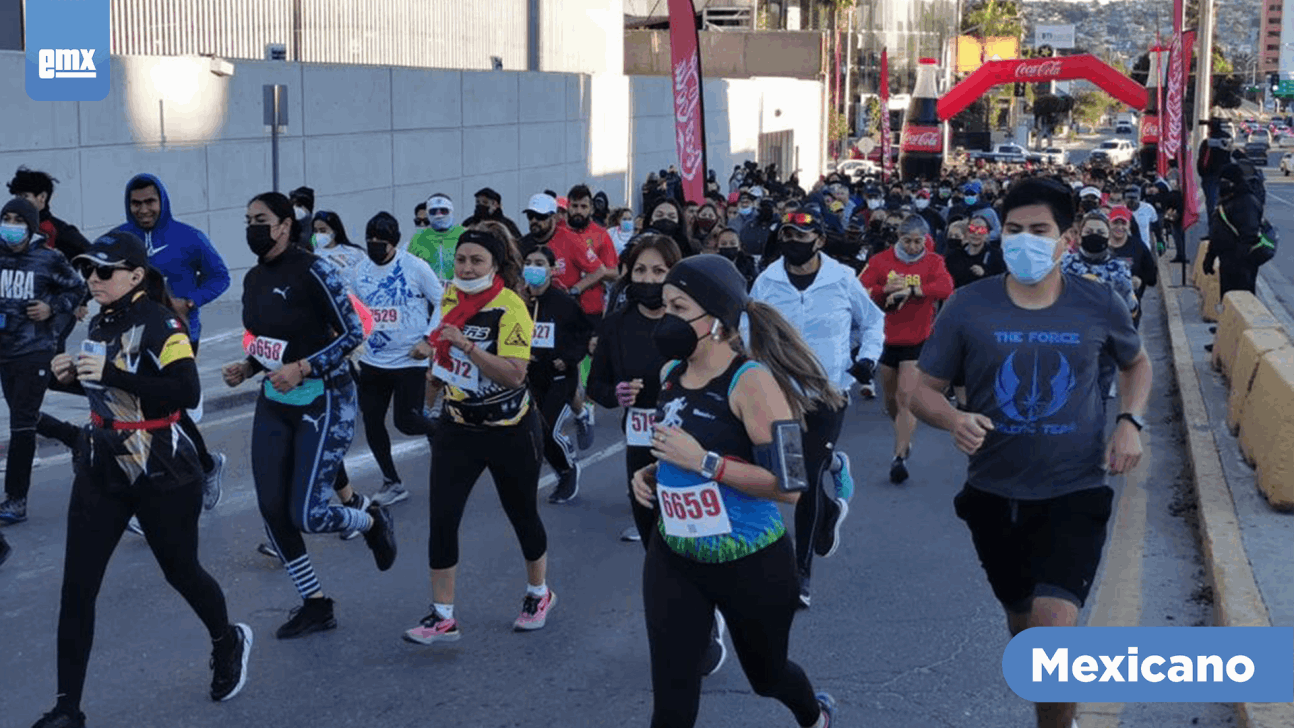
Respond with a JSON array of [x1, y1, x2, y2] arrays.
[[732, 300, 845, 423]]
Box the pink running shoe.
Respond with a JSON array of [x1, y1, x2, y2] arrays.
[[403, 609, 461, 644], [513, 589, 557, 631]]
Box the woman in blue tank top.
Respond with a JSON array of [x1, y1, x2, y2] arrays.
[[630, 255, 846, 728]]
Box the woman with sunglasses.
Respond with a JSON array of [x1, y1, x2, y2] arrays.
[[31, 231, 250, 728]]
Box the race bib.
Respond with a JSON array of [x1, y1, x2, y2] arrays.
[[532, 321, 555, 349], [658, 482, 732, 538], [625, 407, 655, 447], [431, 347, 480, 391], [80, 339, 107, 389], [370, 307, 401, 331], [247, 335, 289, 372]]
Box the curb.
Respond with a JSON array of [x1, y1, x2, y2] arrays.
[[1157, 253, 1294, 728]]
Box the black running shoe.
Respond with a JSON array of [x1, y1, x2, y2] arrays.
[[889, 455, 909, 484], [257, 542, 280, 560], [798, 572, 811, 610], [210, 623, 253, 701], [0, 532, 11, 567], [548, 462, 581, 504], [700, 609, 727, 677], [363, 504, 397, 571], [275, 597, 337, 639], [814, 494, 849, 558], [31, 708, 86, 728]]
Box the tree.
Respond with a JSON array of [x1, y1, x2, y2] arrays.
[[1073, 90, 1116, 126], [962, 0, 1023, 37]]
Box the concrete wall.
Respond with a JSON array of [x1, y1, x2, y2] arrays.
[[0, 51, 823, 274]]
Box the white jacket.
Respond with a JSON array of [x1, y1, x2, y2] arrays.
[[749, 254, 886, 392]]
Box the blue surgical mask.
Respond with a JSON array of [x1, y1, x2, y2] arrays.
[[738, 204, 754, 216], [1001, 233, 1060, 285], [430, 214, 453, 232], [311, 232, 332, 248], [619, 218, 634, 233], [523, 265, 548, 287], [0, 223, 27, 247], [964, 195, 978, 206]]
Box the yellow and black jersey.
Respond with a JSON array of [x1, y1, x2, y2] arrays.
[[437, 285, 533, 427]]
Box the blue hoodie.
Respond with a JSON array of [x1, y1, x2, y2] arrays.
[[114, 173, 230, 340]]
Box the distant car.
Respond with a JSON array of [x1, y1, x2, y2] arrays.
[[1246, 143, 1271, 165], [1039, 147, 1068, 165], [1280, 152, 1294, 175], [834, 159, 878, 181], [1249, 130, 1272, 148], [1090, 139, 1136, 166], [1114, 124, 1134, 135]]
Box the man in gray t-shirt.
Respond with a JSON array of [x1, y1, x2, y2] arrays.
[[909, 177, 1154, 728]]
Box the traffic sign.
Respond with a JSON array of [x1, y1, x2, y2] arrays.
[[1278, 80, 1294, 98]]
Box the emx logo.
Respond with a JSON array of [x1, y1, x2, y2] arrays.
[[25, 0, 111, 101]]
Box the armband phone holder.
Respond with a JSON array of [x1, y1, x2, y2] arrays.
[[754, 420, 809, 493]]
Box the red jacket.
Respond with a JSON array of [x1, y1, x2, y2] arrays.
[[859, 247, 955, 346]]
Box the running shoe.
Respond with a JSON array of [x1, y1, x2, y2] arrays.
[[125, 515, 144, 536], [798, 573, 811, 610], [275, 597, 336, 639], [830, 451, 855, 502], [30, 708, 86, 728], [859, 383, 876, 399], [363, 503, 397, 571], [340, 493, 371, 541], [210, 622, 253, 702], [701, 609, 727, 677], [513, 589, 557, 631], [619, 525, 642, 542], [404, 608, 461, 644], [202, 452, 227, 511], [815, 691, 837, 727], [814, 494, 849, 559], [0, 532, 11, 567], [889, 455, 909, 484], [371, 479, 409, 507], [257, 542, 280, 559], [574, 406, 596, 450], [548, 462, 581, 504], [0, 497, 27, 525]]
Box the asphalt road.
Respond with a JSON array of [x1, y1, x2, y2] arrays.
[[0, 280, 1237, 728], [1249, 148, 1294, 330]]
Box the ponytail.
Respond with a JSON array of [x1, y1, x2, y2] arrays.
[[736, 300, 844, 422]]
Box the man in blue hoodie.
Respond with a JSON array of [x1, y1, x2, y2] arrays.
[[114, 174, 230, 511]]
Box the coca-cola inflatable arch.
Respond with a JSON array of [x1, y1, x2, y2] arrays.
[[936, 54, 1148, 121]]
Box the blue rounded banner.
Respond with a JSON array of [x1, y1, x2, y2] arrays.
[[1002, 627, 1294, 703], [25, 0, 111, 102]]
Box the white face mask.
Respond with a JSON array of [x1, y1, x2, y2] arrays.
[[867, 199, 883, 210], [914, 198, 930, 210], [1002, 233, 1060, 285], [430, 214, 454, 232], [454, 271, 495, 294], [311, 232, 332, 248], [294, 206, 309, 221]]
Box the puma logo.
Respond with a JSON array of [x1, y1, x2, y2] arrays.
[[301, 412, 323, 431], [273, 286, 291, 299]]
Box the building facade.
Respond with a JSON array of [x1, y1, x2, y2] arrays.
[[1263, 0, 1282, 74]]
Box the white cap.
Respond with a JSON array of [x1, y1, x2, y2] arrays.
[[1079, 186, 1101, 199], [525, 193, 558, 216], [749, 185, 766, 198], [427, 195, 454, 212]]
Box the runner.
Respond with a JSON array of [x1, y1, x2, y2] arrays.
[[309, 211, 366, 286], [0, 197, 86, 526], [30, 232, 250, 728], [909, 177, 1152, 728], [521, 246, 594, 503], [1062, 210, 1139, 402], [631, 254, 838, 728], [750, 211, 886, 608], [222, 191, 396, 640], [1105, 206, 1156, 327], [407, 193, 465, 282], [858, 214, 954, 484], [352, 212, 442, 506], [403, 229, 555, 645]]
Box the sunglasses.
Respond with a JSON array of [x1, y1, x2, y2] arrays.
[[81, 264, 130, 280], [781, 212, 818, 226], [967, 223, 989, 235], [429, 208, 451, 216], [413, 219, 430, 227]]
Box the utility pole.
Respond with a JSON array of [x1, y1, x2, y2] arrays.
[[1193, 0, 1214, 148]]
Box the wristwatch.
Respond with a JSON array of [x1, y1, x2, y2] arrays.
[[699, 451, 723, 479], [1116, 412, 1146, 431]]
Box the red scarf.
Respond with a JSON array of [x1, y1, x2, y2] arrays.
[[427, 275, 505, 367]]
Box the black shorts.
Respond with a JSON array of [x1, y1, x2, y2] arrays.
[[953, 484, 1115, 613], [879, 341, 924, 369]]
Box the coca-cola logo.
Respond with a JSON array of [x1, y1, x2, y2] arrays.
[[1014, 60, 1063, 81], [672, 54, 704, 184], [1141, 115, 1160, 143], [901, 125, 942, 152], [1162, 40, 1184, 151]]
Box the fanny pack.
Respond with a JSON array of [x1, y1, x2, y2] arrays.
[[90, 411, 180, 431]]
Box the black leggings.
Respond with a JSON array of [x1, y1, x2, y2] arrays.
[[427, 408, 547, 570], [56, 471, 229, 711], [794, 400, 847, 580], [532, 373, 579, 474], [357, 363, 433, 485], [0, 359, 49, 502], [625, 444, 658, 551], [643, 535, 821, 728], [182, 339, 214, 472]]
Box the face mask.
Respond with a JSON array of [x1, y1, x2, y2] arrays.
[[651, 219, 680, 236], [0, 223, 28, 248], [1080, 198, 1099, 212], [629, 281, 664, 309], [938, 187, 951, 198], [523, 265, 548, 287], [620, 218, 634, 233], [366, 241, 392, 264], [430, 214, 453, 232], [652, 313, 708, 360], [1080, 233, 1110, 256], [697, 218, 717, 232], [294, 206, 309, 221], [312, 232, 332, 248], [964, 196, 978, 206], [781, 240, 818, 266], [474, 204, 492, 219], [895, 243, 926, 264], [1002, 232, 1059, 285], [738, 204, 754, 216], [867, 199, 883, 210], [454, 271, 495, 294], [246, 224, 277, 258], [914, 198, 930, 210], [568, 213, 590, 230], [1125, 199, 1140, 210], [717, 247, 739, 260]]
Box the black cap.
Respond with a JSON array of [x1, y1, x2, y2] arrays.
[[663, 254, 750, 330], [289, 186, 315, 210], [456, 228, 506, 266], [75, 230, 150, 269], [474, 187, 501, 203]]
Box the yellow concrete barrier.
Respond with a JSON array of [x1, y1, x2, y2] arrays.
[[1192, 239, 1210, 288], [1227, 328, 1293, 433], [1236, 348, 1294, 510], [1212, 291, 1283, 375], [1199, 260, 1222, 322]]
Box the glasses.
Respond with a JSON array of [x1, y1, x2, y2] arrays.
[[524, 212, 553, 222], [414, 219, 430, 227], [429, 208, 451, 216], [82, 265, 129, 280], [967, 223, 989, 235]]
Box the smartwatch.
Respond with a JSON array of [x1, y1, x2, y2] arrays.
[[699, 451, 723, 479], [1116, 412, 1146, 431]]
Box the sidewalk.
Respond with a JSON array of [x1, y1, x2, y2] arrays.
[[1158, 252, 1294, 728]]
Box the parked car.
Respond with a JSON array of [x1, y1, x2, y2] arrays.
[[834, 159, 878, 181], [1114, 123, 1135, 135], [1245, 144, 1271, 165], [1089, 139, 1137, 166], [1038, 147, 1068, 165], [1280, 152, 1294, 175], [968, 144, 1037, 164]]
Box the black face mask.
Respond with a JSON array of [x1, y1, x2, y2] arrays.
[[946, 236, 964, 248], [696, 218, 717, 233], [1081, 198, 1099, 212], [1126, 199, 1140, 210], [869, 220, 883, 231], [717, 247, 739, 260], [650, 219, 680, 237], [652, 313, 707, 360], [781, 239, 818, 266], [629, 281, 664, 309], [246, 224, 277, 258], [1080, 233, 1110, 255], [474, 204, 493, 219], [568, 213, 590, 230], [366, 241, 393, 264]]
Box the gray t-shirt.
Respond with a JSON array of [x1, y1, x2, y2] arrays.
[[919, 274, 1142, 500]]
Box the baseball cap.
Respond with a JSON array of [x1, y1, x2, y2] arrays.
[[781, 211, 823, 235], [556, 196, 569, 210], [749, 186, 765, 199], [75, 231, 150, 270], [1108, 206, 1133, 223], [916, 189, 931, 199], [524, 193, 558, 216], [1079, 186, 1101, 199], [963, 180, 983, 194]]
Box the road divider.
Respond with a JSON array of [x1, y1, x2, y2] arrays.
[[1236, 349, 1294, 511], [1211, 292, 1284, 378], [1227, 329, 1294, 433]]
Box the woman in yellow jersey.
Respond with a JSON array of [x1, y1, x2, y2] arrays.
[[403, 229, 554, 645]]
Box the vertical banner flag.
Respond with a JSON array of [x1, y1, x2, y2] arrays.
[[1179, 30, 1199, 231], [668, 0, 708, 204], [881, 48, 893, 183], [1161, 34, 1185, 180]]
